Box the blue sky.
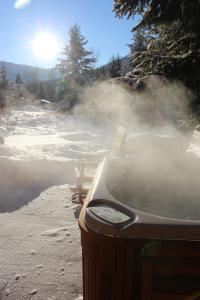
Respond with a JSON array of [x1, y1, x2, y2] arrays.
[[0, 0, 137, 69]]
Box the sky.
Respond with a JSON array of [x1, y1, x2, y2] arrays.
[[0, 0, 138, 69]]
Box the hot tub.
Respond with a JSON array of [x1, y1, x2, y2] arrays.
[[79, 135, 200, 300]]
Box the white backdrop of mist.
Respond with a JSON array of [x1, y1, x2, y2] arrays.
[[107, 130, 200, 221], [74, 76, 194, 131], [72, 76, 200, 221]]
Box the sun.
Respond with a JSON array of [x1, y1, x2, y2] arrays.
[[32, 32, 59, 61]]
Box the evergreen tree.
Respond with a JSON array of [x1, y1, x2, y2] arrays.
[[114, 0, 200, 108], [128, 29, 148, 53], [0, 66, 8, 109], [0, 66, 8, 89], [114, 0, 200, 33], [15, 73, 23, 85], [56, 24, 96, 109], [57, 24, 96, 84], [108, 55, 122, 78], [93, 65, 110, 80]]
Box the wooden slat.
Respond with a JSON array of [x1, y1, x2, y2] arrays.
[[72, 126, 126, 204], [72, 158, 100, 204]]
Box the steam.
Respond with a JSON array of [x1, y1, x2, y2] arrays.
[[2, 74, 198, 218], [74, 81, 134, 126], [73, 76, 200, 221], [0, 156, 76, 213], [107, 132, 200, 221], [74, 76, 194, 130], [14, 0, 31, 10]]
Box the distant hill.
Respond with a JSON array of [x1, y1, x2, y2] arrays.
[[0, 61, 60, 83], [0, 56, 131, 85]]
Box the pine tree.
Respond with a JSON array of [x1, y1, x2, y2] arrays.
[[114, 0, 200, 108], [57, 24, 96, 85], [108, 55, 122, 78], [93, 65, 110, 80], [0, 91, 5, 109], [0, 66, 8, 109], [56, 25, 97, 109], [114, 0, 200, 33], [128, 29, 148, 53], [15, 73, 23, 85], [0, 66, 8, 89]]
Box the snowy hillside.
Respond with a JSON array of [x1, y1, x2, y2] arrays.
[[0, 61, 60, 82]]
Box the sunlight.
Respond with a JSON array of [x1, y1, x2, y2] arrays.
[[32, 32, 59, 61]]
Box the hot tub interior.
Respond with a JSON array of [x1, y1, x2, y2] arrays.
[[106, 134, 200, 221]]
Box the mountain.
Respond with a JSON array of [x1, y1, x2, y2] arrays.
[[0, 56, 131, 85], [0, 61, 60, 83]]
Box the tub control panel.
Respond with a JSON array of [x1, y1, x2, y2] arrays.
[[88, 205, 131, 225]]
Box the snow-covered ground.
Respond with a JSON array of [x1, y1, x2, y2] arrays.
[[0, 105, 111, 299], [0, 105, 111, 212], [5, 105, 110, 162]]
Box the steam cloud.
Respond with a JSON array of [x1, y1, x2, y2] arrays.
[[74, 76, 194, 130], [107, 132, 200, 221], [73, 76, 200, 221], [14, 0, 31, 10]]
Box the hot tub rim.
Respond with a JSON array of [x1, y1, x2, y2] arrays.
[[79, 157, 200, 241]]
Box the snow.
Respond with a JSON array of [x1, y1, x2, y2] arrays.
[[0, 106, 111, 214], [0, 183, 84, 299], [0, 105, 110, 299], [4, 107, 109, 162]]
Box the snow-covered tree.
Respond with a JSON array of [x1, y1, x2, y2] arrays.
[[128, 29, 148, 54], [56, 25, 97, 109], [114, 0, 200, 109], [57, 24, 96, 85]]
